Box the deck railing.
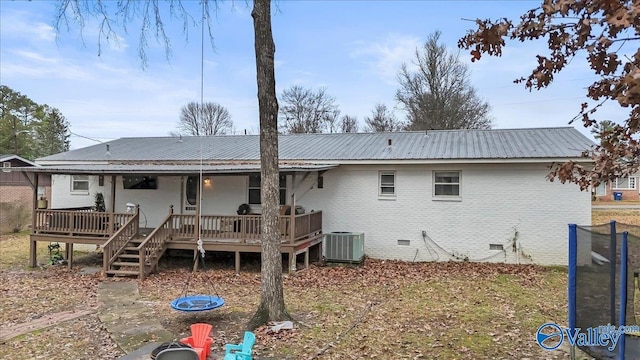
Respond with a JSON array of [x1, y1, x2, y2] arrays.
[[136, 208, 174, 279], [33, 209, 133, 236], [102, 212, 139, 271], [32, 208, 322, 244], [172, 211, 322, 243], [294, 211, 322, 241]]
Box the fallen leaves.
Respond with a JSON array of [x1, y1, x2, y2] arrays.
[[1, 233, 572, 359]]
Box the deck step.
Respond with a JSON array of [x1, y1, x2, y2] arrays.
[[124, 247, 139, 251], [117, 254, 140, 259], [105, 269, 139, 276], [112, 261, 140, 267]]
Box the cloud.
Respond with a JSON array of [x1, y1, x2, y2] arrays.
[[350, 33, 421, 85], [0, 10, 56, 42], [3, 50, 94, 81]]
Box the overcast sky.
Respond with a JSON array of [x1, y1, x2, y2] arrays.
[[0, 1, 628, 149]]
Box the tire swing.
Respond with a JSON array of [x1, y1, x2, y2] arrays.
[[170, 239, 225, 312]]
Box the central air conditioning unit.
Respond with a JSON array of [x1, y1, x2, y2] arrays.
[[323, 232, 365, 263]]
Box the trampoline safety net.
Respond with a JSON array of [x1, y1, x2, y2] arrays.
[[574, 223, 640, 359]]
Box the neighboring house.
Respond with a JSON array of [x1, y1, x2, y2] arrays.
[[0, 154, 51, 233], [22, 127, 594, 277], [593, 173, 640, 201]]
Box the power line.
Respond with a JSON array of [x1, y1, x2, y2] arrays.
[[69, 131, 111, 143], [494, 96, 586, 106]]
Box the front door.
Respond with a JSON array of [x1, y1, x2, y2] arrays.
[[180, 176, 199, 236], [183, 175, 199, 213]]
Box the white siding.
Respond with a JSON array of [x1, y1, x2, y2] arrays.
[[295, 164, 591, 265], [52, 175, 253, 227], [200, 175, 249, 214], [114, 176, 181, 226], [51, 164, 591, 265], [51, 174, 105, 209]]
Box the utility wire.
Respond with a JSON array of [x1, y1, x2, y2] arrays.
[[69, 131, 109, 143]]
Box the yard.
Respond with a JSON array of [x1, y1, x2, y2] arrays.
[[11, 197, 637, 360], [0, 232, 572, 360], [592, 208, 640, 227]]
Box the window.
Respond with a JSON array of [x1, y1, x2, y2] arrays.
[[123, 175, 158, 189], [379, 171, 396, 197], [613, 176, 636, 190], [2, 162, 10, 173], [71, 175, 89, 192], [594, 182, 607, 196], [433, 171, 460, 197], [248, 174, 286, 205]]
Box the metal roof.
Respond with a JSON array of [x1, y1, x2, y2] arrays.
[[37, 127, 594, 163], [0, 154, 39, 167], [19, 163, 336, 175]]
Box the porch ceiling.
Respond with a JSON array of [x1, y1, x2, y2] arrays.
[[14, 163, 337, 175]]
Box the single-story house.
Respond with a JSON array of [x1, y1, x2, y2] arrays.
[[21, 127, 594, 278], [0, 154, 51, 233]]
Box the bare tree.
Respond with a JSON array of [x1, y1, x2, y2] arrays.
[[279, 85, 340, 133], [459, 0, 639, 188], [53, 0, 289, 329], [177, 101, 233, 136], [248, 0, 291, 329], [397, 31, 491, 130], [340, 115, 359, 133], [364, 103, 404, 132]]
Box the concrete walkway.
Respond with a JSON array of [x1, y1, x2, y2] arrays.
[[97, 281, 174, 360], [99, 281, 237, 360]]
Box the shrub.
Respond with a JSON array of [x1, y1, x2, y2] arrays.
[[0, 201, 31, 233]]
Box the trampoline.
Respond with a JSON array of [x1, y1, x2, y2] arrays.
[[170, 295, 225, 312]]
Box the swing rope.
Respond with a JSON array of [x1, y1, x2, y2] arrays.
[[179, 238, 221, 299], [169, 1, 224, 313], [171, 239, 225, 312]]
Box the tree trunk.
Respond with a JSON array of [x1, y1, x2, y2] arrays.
[[248, 0, 290, 330]]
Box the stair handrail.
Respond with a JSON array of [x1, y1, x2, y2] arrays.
[[136, 206, 174, 278], [102, 211, 139, 271]]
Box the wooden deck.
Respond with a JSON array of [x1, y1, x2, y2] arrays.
[[29, 207, 323, 278]]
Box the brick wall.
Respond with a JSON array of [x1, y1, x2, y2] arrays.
[[0, 185, 50, 233], [296, 163, 592, 266]]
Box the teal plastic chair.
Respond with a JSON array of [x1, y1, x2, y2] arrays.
[[223, 331, 256, 360]]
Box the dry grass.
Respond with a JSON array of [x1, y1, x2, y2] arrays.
[[592, 199, 640, 206], [592, 209, 640, 226], [0, 233, 572, 360]]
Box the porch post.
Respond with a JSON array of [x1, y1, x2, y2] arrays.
[[29, 240, 37, 267], [66, 243, 73, 269], [235, 251, 241, 274], [168, 205, 174, 239], [304, 248, 309, 269], [31, 172, 39, 231], [29, 173, 39, 268], [289, 250, 296, 273], [195, 178, 200, 241], [290, 194, 295, 243], [109, 175, 116, 235]]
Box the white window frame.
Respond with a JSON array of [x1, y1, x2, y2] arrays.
[[71, 175, 89, 193], [613, 176, 637, 190], [2, 162, 10, 173], [433, 171, 461, 199], [378, 171, 396, 198]]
